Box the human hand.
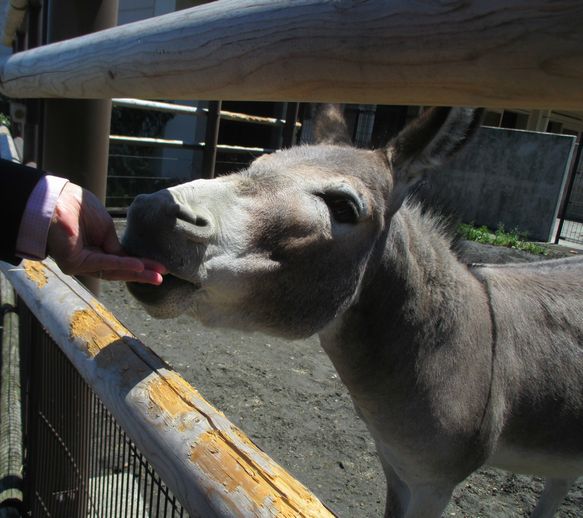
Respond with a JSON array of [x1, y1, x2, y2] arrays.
[[47, 183, 166, 284]]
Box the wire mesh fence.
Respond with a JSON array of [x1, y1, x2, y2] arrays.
[[18, 302, 190, 518]]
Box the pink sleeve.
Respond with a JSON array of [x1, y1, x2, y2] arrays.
[[16, 175, 69, 260]]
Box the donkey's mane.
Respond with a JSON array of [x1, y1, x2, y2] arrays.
[[403, 198, 460, 255]]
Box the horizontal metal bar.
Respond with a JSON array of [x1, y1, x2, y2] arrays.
[[109, 135, 272, 154], [112, 98, 302, 128], [107, 175, 180, 181], [217, 143, 273, 154], [0, 259, 334, 518], [109, 135, 201, 150], [112, 98, 205, 116]]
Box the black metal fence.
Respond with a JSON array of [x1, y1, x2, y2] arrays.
[[555, 142, 583, 244], [18, 301, 190, 518]]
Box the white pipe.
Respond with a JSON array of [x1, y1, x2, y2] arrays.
[[112, 98, 301, 127], [109, 134, 273, 154]]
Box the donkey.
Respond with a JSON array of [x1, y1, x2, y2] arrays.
[[122, 106, 583, 517]]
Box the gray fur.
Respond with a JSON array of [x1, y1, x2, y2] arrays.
[[122, 107, 582, 517]]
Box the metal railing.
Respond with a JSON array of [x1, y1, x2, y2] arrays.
[[107, 98, 296, 211], [19, 303, 187, 517], [0, 260, 334, 517]]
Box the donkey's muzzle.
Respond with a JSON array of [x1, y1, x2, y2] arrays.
[[122, 189, 213, 268]]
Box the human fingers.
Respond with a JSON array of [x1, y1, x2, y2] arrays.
[[74, 252, 148, 276], [101, 221, 125, 256], [101, 229, 168, 276], [92, 269, 164, 285], [140, 258, 168, 275]]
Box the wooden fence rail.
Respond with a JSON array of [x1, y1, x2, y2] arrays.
[[1, 0, 582, 109], [0, 259, 334, 518]]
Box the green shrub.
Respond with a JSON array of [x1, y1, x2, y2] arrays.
[[0, 113, 10, 127], [458, 223, 548, 256]]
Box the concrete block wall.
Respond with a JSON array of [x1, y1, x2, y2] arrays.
[[424, 126, 576, 242]]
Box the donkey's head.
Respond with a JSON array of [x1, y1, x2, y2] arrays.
[[123, 106, 480, 338]]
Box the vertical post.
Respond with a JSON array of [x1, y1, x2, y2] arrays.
[[0, 277, 23, 515], [201, 101, 221, 179], [41, 0, 119, 295], [526, 110, 551, 132], [21, 1, 45, 166], [555, 142, 582, 244], [37, 3, 118, 517], [281, 102, 300, 148]]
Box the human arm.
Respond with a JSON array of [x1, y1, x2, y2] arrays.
[[0, 159, 45, 264], [0, 158, 165, 283]]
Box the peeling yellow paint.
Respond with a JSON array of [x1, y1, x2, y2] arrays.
[[90, 301, 130, 336], [23, 260, 48, 288], [190, 430, 334, 517], [148, 377, 194, 417], [70, 309, 121, 357], [69, 301, 132, 358], [146, 373, 333, 515], [147, 371, 228, 417]]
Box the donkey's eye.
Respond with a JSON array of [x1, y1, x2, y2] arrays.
[[317, 193, 360, 224]]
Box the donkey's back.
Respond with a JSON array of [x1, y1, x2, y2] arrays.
[[474, 257, 583, 480]]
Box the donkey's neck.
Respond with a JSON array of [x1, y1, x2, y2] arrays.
[[319, 203, 484, 399]]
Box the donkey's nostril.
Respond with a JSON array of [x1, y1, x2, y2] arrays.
[[194, 216, 209, 227], [165, 202, 181, 218], [169, 203, 214, 242], [176, 206, 209, 228]]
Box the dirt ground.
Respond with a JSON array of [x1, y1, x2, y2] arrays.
[[100, 235, 583, 518]]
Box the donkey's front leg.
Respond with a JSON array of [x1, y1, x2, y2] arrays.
[[530, 478, 576, 518], [403, 484, 455, 518], [383, 462, 455, 518], [383, 463, 409, 517]]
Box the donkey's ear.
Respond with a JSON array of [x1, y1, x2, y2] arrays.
[[314, 104, 351, 145], [387, 107, 483, 185]]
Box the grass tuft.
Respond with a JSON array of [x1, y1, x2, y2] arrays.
[[458, 223, 549, 256]]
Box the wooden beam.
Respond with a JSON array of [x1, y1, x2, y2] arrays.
[[0, 259, 334, 518], [0, 0, 582, 109]]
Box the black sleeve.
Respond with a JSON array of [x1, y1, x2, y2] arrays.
[[0, 159, 46, 265]]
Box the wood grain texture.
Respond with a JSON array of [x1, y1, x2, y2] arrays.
[[0, 0, 582, 109], [0, 259, 334, 518]]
